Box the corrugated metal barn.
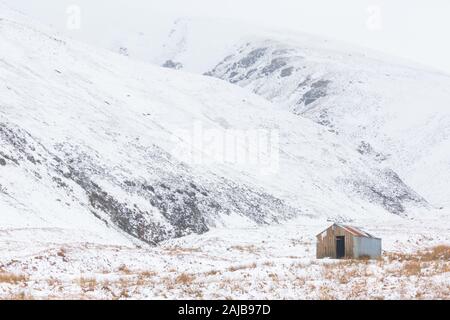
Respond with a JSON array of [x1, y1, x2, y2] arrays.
[[316, 224, 382, 259]]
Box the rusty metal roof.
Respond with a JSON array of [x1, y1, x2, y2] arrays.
[[336, 224, 378, 238], [316, 223, 380, 239]]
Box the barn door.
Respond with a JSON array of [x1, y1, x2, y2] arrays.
[[336, 236, 345, 259]]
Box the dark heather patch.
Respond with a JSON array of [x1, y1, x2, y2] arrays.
[[297, 77, 311, 89], [119, 47, 129, 56], [223, 54, 234, 62], [299, 80, 331, 106], [350, 169, 426, 215], [312, 80, 331, 89], [0, 122, 302, 245], [273, 49, 295, 56], [260, 58, 288, 76], [357, 141, 374, 155], [238, 48, 267, 68], [280, 67, 294, 77], [50, 142, 300, 245], [0, 121, 428, 244], [56, 160, 198, 245], [316, 109, 333, 128], [357, 141, 388, 162], [124, 180, 136, 188], [245, 68, 258, 79], [0, 158, 6, 166], [162, 60, 183, 70], [52, 176, 69, 189]]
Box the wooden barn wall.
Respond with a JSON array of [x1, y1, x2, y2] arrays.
[[316, 226, 355, 258]]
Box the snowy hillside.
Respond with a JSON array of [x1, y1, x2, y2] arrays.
[[0, 5, 448, 301], [0, 7, 430, 247], [155, 18, 450, 208]]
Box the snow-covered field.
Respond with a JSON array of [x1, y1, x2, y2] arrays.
[[0, 4, 449, 300], [1, 214, 449, 300]]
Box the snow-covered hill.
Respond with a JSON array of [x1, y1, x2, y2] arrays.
[[0, 7, 429, 246], [154, 18, 450, 208]]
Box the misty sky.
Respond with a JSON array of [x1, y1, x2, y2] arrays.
[[4, 0, 450, 74]]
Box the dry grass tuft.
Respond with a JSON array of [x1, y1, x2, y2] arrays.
[[263, 261, 275, 267], [357, 255, 372, 261], [0, 273, 29, 284], [387, 245, 450, 263], [338, 272, 350, 284], [175, 273, 195, 285], [78, 277, 98, 292], [318, 285, 336, 300], [385, 245, 449, 277], [268, 273, 279, 282], [120, 289, 130, 299], [420, 245, 450, 261], [57, 248, 67, 258], [230, 245, 259, 254], [118, 264, 132, 274], [6, 292, 34, 300], [47, 278, 62, 287], [347, 279, 368, 299], [228, 263, 257, 272], [140, 270, 157, 277], [402, 261, 422, 276], [182, 286, 204, 299], [290, 239, 311, 246], [295, 276, 306, 286], [204, 270, 221, 276], [164, 246, 201, 256]]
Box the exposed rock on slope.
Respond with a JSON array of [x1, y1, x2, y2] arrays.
[[157, 19, 450, 208], [0, 9, 428, 245]]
